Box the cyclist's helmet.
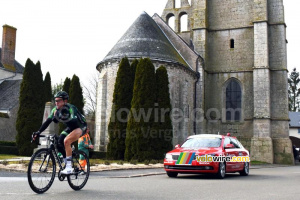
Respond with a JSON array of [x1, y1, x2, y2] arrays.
[[54, 91, 69, 100]]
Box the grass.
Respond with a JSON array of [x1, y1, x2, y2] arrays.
[[250, 160, 270, 165], [0, 154, 26, 160]]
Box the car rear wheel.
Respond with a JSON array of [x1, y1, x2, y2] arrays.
[[239, 162, 249, 176], [167, 172, 178, 178], [216, 162, 226, 179]]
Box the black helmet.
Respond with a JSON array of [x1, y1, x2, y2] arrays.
[[54, 91, 69, 100]]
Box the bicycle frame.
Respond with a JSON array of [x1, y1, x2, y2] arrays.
[[40, 135, 64, 171]]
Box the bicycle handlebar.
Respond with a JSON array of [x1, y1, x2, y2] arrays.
[[31, 134, 57, 144]]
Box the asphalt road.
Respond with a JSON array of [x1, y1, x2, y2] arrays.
[[0, 166, 300, 200]]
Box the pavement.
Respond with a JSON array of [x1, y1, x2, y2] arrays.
[[0, 156, 299, 173]]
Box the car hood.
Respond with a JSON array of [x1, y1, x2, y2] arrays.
[[167, 147, 222, 155]]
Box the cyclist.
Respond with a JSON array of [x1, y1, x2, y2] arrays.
[[32, 91, 87, 174]]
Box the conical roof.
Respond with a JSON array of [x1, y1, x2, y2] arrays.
[[98, 12, 188, 67]]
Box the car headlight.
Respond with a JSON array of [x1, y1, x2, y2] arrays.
[[165, 154, 173, 160]]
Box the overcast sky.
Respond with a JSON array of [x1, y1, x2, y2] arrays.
[[0, 0, 298, 86]]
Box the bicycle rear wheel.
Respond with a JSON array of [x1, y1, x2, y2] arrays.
[[67, 150, 90, 190], [27, 148, 56, 194]]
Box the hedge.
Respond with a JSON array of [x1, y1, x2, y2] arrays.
[[0, 141, 16, 146], [0, 146, 19, 155]]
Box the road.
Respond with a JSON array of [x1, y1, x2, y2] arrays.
[[0, 166, 300, 200]]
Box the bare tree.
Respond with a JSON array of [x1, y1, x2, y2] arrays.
[[83, 72, 99, 119]]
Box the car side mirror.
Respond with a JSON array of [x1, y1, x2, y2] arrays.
[[175, 144, 180, 149], [225, 144, 235, 149]]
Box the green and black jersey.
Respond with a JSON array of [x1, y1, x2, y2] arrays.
[[38, 103, 87, 136]]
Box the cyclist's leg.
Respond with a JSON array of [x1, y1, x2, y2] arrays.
[[64, 128, 82, 157], [61, 128, 82, 174], [57, 132, 67, 158]]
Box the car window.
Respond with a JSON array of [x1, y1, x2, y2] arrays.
[[223, 137, 230, 148], [181, 138, 222, 148], [230, 138, 241, 148]]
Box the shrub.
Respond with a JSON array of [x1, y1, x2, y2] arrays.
[[130, 159, 138, 165], [104, 160, 111, 165]]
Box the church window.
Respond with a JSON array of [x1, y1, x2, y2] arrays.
[[226, 79, 241, 121], [179, 13, 188, 32], [230, 39, 234, 48], [167, 13, 175, 31], [175, 0, 181, 8]]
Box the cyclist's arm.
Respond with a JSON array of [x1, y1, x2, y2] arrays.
[[37, 108, 56, 133], [38, 118, 52, 133]]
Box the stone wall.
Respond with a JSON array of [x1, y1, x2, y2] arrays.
[[0, 105, 18, 141], [207, 0, 253, 30], [95, 59, 198, 151], [269, 25, 287, 70], [207, 28, 254, 72], [268, 0, 285, 24], [204, 72, 254, 137]]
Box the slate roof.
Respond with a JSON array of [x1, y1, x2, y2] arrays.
[[0, 79, 22, 110], [0, 48, 24, 74], [98, 12, 188, 67], [289, 112, 300, 128]]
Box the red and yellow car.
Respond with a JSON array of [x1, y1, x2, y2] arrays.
[[164, 134, 250, 179]]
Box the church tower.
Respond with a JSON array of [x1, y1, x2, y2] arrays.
[[161, 0, 292, 164]]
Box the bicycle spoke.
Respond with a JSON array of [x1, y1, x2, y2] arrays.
[[27, 149, 56, 194], [67, 150, 90, 190]]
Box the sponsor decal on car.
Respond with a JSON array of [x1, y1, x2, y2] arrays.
[[175, 152, 195, 165]]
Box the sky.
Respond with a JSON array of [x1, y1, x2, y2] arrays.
[[0, 0, 299, 86]]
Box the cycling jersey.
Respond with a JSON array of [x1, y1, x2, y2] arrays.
[[38, 103, 87, 135]]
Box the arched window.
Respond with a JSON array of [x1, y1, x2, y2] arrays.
[[180, 13, 188, 32], [175, 0, 181, 8], [167, 13, 175, 30], [225, 79, 242, 121]]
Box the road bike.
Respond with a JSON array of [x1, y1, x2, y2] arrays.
[[27, 134, 90, 194]]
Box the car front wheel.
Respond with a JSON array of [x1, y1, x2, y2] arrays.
[[216, 162, 226, 179], [167, 172, 178, 178]]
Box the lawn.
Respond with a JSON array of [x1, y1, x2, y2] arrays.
[[0, 154, 26, 160]]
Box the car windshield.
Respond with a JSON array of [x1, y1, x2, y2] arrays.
[[181, 137, 222, 148]]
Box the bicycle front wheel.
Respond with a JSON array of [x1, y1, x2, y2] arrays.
[[27, 148, 56, 194], [67, 150, 90, 190]]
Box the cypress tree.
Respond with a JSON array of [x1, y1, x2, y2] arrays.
[[59, 77, 71, 134], [125, 58, 156, 161], [16, 59, 44, 156], [153, 66, 173, 159], [63, 77, 71, 94], [107, 57, 134, 160], [69, 75, 84, 114], [43, 72, 52, 103], [130, 59, 138, 82]]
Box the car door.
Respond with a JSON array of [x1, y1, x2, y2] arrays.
[[229, 137, 244, 170], [223, 137, 234, 171]]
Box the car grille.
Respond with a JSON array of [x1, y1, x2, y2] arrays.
[[165, 165, 214, 170]]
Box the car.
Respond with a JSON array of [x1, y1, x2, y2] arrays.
[[164, 133, 250, 179]]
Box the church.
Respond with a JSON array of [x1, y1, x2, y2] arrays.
[[95, 0, 293, 164]]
